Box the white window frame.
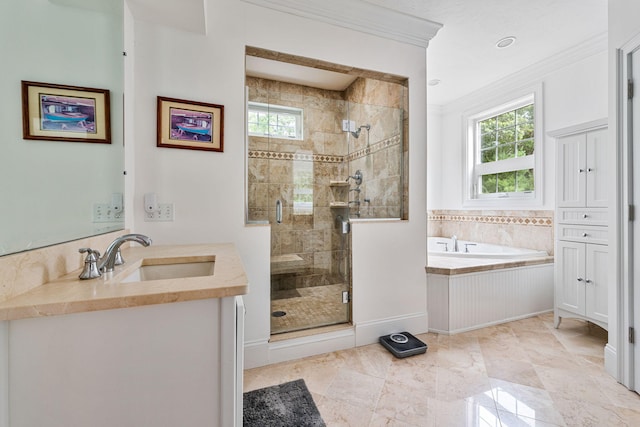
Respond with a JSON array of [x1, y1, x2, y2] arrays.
[[462, 84, 544, 207], [247, 101, 303, 140]]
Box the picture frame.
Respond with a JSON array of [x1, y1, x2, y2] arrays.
[[157, 96, 224, 152], [21, 81, 111, 144]]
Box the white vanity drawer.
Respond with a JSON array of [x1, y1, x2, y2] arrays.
[[557, 208, 608, 226], [557, 224, 608, 245]]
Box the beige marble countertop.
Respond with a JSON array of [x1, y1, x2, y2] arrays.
[[0, 243, 248, 321], [426, 255, 554, 275]]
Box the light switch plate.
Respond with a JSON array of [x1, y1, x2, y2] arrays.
[[144, 203, 174, 222], [93, 203, 124, 222]]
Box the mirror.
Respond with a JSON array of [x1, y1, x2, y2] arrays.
[[0, 0, 124, 256]]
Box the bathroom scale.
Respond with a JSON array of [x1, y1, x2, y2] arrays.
[[379, 331, 427, 358]]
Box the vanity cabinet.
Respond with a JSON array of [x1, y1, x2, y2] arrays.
[[7, 297, 244, 427], [555, 240, 608, 328], [556, 127, 608, 208], [551, 120, 608, 330], [0, 242, 248, 427]]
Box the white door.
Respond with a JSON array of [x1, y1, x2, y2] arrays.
[[556, 240, 585, 315], [585, 244, 608, 325], [557, 134, 587, 207], [632, 46, 640, 391], [586, 128, 609, 207]]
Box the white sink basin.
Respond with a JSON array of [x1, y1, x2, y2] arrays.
[[120, 258, 215, 283]]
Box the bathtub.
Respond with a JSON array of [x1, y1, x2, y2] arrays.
[[428, 237, 548, 259], [427, 236, 554, 335]]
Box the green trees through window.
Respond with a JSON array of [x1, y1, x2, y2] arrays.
[[477, 104, 535, 194], [247, 102, 303, 139]]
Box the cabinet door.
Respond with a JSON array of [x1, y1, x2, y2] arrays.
[[586, 128, 608, 207], [585, 244, 608, 324], [556, 240, 586, 315], [557, 134, 587, 207]]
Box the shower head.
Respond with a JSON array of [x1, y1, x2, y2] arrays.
[[350, 124, 370, 139]]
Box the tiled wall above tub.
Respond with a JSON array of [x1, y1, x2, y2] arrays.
[[427, 210, 554, 255]]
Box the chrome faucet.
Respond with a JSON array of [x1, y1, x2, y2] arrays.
[[451, 235, 459, 252], [97, 233, 152, 273]]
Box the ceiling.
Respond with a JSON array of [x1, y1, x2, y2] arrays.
[[363, 0, 608, 105], [133, 0, 608, 106], [247, 0, 607, 106]]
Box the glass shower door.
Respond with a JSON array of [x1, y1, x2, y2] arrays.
[[245, 74, 351, 335]]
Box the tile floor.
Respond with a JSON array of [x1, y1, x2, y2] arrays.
[[271, 283, 350, 334], [244, 313, 640, 426]]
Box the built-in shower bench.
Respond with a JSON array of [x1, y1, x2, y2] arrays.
[[270, 254, 305, 275]]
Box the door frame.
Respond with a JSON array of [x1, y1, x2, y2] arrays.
[[618, 32, 640, 390]]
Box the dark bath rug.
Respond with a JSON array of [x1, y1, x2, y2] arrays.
[[243, 379, 326, 427]]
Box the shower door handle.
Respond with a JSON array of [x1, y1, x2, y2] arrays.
[[276, 199, 282, 224]]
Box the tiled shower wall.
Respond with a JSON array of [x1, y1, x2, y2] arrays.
[[246, 76, 349, 290], [346, 78, 406, 219], [427, 210, 554, 255]]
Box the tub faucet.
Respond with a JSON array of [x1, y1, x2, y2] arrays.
[[451, 235, 459, 252], [97, 233, 152, 272]]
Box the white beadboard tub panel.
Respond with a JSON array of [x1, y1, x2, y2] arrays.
[[426, 273, 450, 332], [428, 263, 554, 334]]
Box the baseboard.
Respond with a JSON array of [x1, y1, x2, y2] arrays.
[[429, 310, 553, 335], [244, 312, 428, 368], [243, 339, 270, 369], [605, 343, 617, 379], [268, 328, 355, 365], [354, 312, 428, 346]]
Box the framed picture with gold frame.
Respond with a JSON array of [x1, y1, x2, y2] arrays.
[[21, 81, 111, 144], [157, 96, 224, 152]]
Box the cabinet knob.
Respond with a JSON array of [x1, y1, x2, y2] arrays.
[[577, 277, 584, 282], [585, 279, 593, 284], [587, 168, 593, 172], [583, 214, 588, 219], [579, 169, 585, 173], [582, 232, 588, 237]]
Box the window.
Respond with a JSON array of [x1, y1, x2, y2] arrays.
[[293, 154, 313, 215], [247, 102, 303, 140], [464, 86, 543, 205]]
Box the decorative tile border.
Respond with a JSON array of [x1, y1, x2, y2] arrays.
[[248, 151, 343, 163], [248, 134, 401, 164], [346, 134, 401, 162], [428, 212, 553, 227]]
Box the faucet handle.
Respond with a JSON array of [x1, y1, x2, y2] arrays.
[[78, 248, 102, 280], [114, 248, 124, 266], [79, 247, 100, 258]]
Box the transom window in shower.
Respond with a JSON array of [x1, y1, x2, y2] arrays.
[[247, 102, 303, 140], [465, 85, 543, 205]]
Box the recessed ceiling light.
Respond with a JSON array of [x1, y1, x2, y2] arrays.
[[428, 79, 441, 86], [496, 36, 516, 49]]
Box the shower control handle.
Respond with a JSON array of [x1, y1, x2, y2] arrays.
[[275, 200, 282, 224]]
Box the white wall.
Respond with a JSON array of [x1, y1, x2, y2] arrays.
[[428, 45, 607, 211], [128, 0, 428, 367], [607, 0, 640, 383], [426, 105, 443, 212]]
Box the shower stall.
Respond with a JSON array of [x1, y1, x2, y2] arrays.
[[245, 58, 407, 335]]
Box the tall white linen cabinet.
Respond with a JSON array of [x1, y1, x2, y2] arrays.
[[550, 118, 609, 331]]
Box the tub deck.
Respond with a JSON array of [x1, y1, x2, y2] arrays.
[[426, 255, 554, 275]]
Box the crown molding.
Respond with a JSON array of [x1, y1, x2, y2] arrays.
[[547, 118, 608, 138], [241, 0, 442, 48]]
